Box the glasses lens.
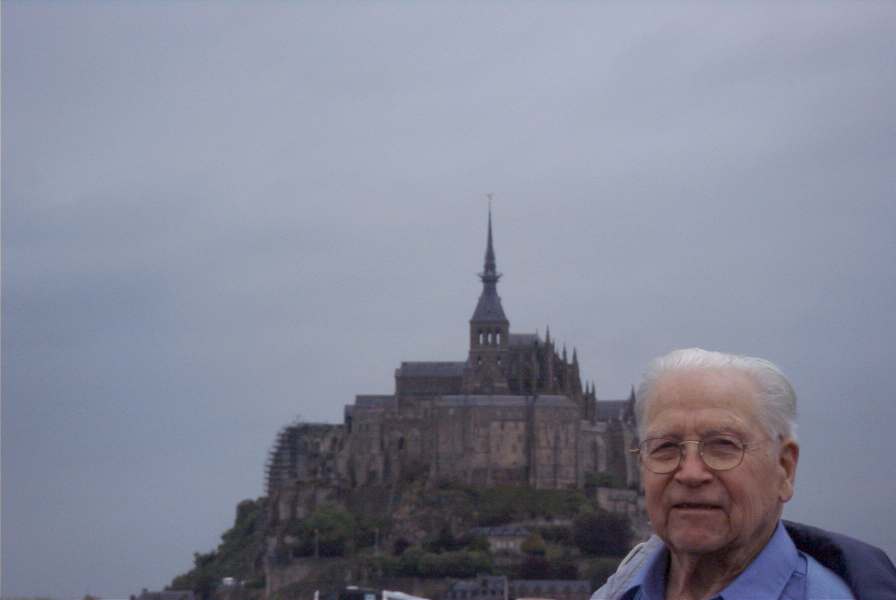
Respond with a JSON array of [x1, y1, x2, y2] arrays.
[[701, 437, 745, 470], [643, 438, 681, 474]]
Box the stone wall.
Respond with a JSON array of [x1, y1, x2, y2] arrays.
[[269, 394, 635, 497], [531, 400, 579, 489], [431, 398, 531, 486]]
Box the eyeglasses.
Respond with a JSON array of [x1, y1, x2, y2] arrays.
[[630, 436, 754, 474]]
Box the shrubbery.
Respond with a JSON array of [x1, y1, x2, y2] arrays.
[[288, 504, 384, 557], [538, 524, 573, 544], [371, 547, 493, 578], [520, 532, 546, 556], [169, 498, 267, 598], [515, 551, 577, 580], [430, 484, 589, 526]]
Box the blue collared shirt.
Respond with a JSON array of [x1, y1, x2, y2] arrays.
[[620, 522, 854, 600]]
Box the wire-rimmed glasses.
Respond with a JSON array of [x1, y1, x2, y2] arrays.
[[630, 435, 752, 474]]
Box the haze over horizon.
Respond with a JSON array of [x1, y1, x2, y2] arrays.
[[4, 2, 896, 598]]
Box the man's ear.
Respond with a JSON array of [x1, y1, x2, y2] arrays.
[[777, 438, 799, 503]]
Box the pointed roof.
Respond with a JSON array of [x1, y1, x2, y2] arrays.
[[471, 206, 508, 322], [484, 205, 497, 277]]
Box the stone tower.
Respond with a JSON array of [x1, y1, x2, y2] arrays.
[[462, 208, 510, 394]]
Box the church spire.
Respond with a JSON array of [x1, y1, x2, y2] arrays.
[[471, 205, 507, 322], [481, 204, 500, 286]]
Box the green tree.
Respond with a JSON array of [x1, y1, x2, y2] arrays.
[[302, 505, 356, 557], [169, 497, 267, 595], [520, 532, 547, 556], [398, 545, 426, 576], [426, 525, 461, 553], [464, 534, 490, 552]]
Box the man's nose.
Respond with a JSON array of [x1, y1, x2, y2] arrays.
[[674, 441, 713, 485]]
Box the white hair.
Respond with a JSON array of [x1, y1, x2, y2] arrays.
[[634, 348, 798, 442]]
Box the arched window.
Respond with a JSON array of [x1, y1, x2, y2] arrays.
[[496, 331, 502, 345], [479, 330, 484, 345]]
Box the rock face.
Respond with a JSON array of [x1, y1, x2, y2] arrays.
[[262, 212, 643, 594]]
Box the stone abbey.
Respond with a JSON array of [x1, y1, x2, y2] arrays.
[[265, 211, 641, 520]]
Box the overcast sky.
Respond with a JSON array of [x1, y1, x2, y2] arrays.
[[3, 2, 896, 598]]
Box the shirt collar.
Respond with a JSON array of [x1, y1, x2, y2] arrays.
[[622, 521, 802, 600], [716, 521, 802, 600], [621, 539, 667, 600]]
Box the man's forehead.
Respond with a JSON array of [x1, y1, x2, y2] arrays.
[[645, 407, 753, 437], [644, 367, 761, 424]]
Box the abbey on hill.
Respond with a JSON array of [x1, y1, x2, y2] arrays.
[[264, 211, 641, 518]]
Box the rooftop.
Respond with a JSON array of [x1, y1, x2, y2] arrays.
[[508, 333, 539, 346], [436, 395, 577, 408], [595, 399, 632, 421], [396, 362, 466, 377]]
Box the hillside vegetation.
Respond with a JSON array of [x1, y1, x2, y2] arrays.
[[169, 498, 268, 596], [170, 484, 633, 598]]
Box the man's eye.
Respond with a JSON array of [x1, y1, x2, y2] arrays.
[[704, 437, 742, 454], [649, 441, 679, 457]]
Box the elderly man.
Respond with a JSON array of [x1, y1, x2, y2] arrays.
[[593, 348, 896, 600]]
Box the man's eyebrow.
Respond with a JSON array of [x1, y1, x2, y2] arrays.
[[699, 426, 747, 438], [644, 428, 679, 439], [644, 426, 746, 439]]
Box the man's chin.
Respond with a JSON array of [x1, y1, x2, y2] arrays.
[[664, 525, 729, 555]]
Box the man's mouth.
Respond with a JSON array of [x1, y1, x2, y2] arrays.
[[673, 503, 721, 510]]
